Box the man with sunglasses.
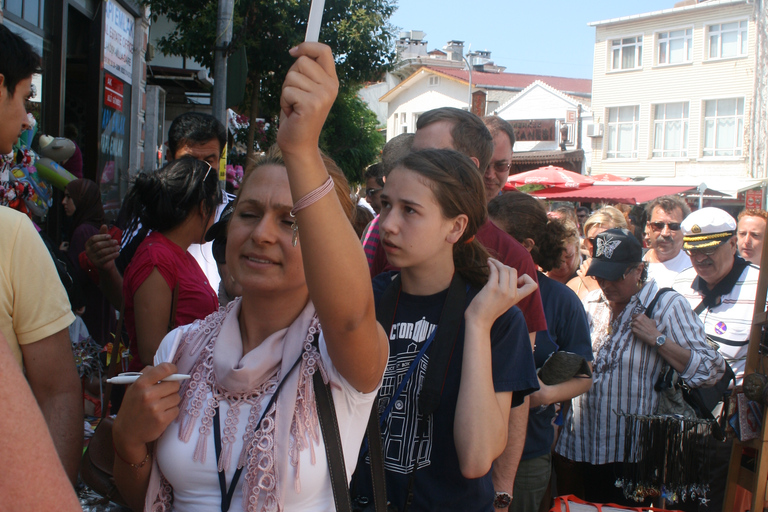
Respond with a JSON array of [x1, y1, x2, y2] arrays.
[[672, 206, 761, 512], [482, 116, 515, 202], [642, 196, 692, 288], [363, 162, 384, 215]]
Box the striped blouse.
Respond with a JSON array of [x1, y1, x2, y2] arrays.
[[555, 278, 725, 465]]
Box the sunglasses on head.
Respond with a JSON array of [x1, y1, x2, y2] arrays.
[[648, 221, 682, 232]]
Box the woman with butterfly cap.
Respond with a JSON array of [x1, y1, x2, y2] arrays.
[[552, 228, 724, 507]]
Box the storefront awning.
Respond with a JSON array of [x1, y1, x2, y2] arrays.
[[510, 149, 584, 165], [531, 185, 698, 204]]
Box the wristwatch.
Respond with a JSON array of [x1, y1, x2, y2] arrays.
[[655, 334, 667, 348], [494, 491, 512, 509]]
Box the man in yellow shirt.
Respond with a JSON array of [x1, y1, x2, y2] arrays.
[[0, 24, 82, 484]]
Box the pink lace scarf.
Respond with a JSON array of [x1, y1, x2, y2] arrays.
[[144, 298, 328, 512]]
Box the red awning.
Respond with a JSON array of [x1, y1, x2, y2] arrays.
[[531, 185, 697, 204]]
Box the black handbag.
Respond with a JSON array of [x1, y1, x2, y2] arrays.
[[649, 288, 735, 441]]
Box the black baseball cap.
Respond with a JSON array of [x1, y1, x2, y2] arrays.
[[586, 228, 642, 281]]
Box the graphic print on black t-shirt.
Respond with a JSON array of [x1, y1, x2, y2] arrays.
[[381, 317, 436, 474]]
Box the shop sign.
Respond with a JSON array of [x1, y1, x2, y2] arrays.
[[511, 119, 556, 142], [745, 189, 763, 209], [104, 74, 124, 112], [104, 0, 134, 85]]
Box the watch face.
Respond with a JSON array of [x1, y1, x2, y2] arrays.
[[494, 492, 512, 508]]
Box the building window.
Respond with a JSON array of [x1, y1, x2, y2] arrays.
[[657, 29, 692, 65], [708, 20, 748, 59], [2, 0, 44, 28], [611, 36, 643, 70], [703, 98, 744, 157], [606, 106, 639, 159], [428, 75, 440, 87], [653, 103, 688, 158]]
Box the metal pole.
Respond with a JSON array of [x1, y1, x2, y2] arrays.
[[463, 45, 473, 111], [212, 0, 233, 127]]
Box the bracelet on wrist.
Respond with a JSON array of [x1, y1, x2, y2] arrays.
[[289, 175, 335, 247], [112, 440, 150, 470]]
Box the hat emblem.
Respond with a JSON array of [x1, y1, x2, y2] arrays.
[[691, 225, 701, 234], [596, 237, 621, 259]]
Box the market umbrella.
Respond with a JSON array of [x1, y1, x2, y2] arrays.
[[506, 165, 595, 189], [591, 173, 632, 182]]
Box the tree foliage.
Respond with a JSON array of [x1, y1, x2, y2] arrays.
[[320, 87, 384, 183], [144, 0, 396, 180]]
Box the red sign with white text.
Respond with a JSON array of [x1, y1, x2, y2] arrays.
[[104, 74, 124, 112], [745, 189, 763, 209]]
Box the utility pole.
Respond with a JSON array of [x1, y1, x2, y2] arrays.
[[463, 44, 473, 111], [211, 0, 233, 127]]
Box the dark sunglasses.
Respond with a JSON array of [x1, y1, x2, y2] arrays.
[[648, 221, 682, 232], [365, 187, 383, 197]]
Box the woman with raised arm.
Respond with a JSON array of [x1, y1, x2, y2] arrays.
[[112, 43, 389, 511], [353, 148, 540, 512]]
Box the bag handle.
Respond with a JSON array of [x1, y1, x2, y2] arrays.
[[644, 287, 674, 319], [168, 281, 180, 332], [101, 302, 126, 420]]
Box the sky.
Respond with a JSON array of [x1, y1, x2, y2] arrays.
[[389, 0, 677, 79]]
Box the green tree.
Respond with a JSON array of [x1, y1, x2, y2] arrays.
[[320, 87, 384, 182], [145, 0, 396, 180]]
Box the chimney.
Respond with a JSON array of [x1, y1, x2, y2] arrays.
[[443, 40, 465, 62]]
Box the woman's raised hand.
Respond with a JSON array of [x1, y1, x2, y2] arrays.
[[112, 363, 182, 459], [466, 258, 538, 327], [277, 43, 339, 153]]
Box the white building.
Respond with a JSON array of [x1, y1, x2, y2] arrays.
[[587, 0, 765, 199], [378, 65, 592, 172]]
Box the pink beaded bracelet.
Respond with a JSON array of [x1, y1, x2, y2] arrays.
[[289, 175, 335, 246]]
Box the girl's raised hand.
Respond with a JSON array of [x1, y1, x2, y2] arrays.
[[277, 43, 339, 154], [466, 258, 538, 327]]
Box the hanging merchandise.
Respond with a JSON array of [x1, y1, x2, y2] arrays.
[[616, 413, 714, 507], [0, 114, 54, 218]]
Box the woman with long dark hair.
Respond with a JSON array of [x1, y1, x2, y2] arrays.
[[121, 156, 222, 370]]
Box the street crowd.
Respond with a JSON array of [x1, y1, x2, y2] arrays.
[[2, 23, 768, 512]]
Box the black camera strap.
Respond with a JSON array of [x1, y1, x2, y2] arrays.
[[372, 272, 467, 511]]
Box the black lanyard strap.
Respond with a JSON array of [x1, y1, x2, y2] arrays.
[[212, 352, 304, 512]]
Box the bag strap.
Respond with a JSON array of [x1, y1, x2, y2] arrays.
[[644, 287, 674, 319], [101, 302, 126, 420], [364, 407, 388, 512], [693, 255, 749, 315], [168, 281, 180, 332], [314, 369, 354, 512], [418, 273, 466, 416]]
